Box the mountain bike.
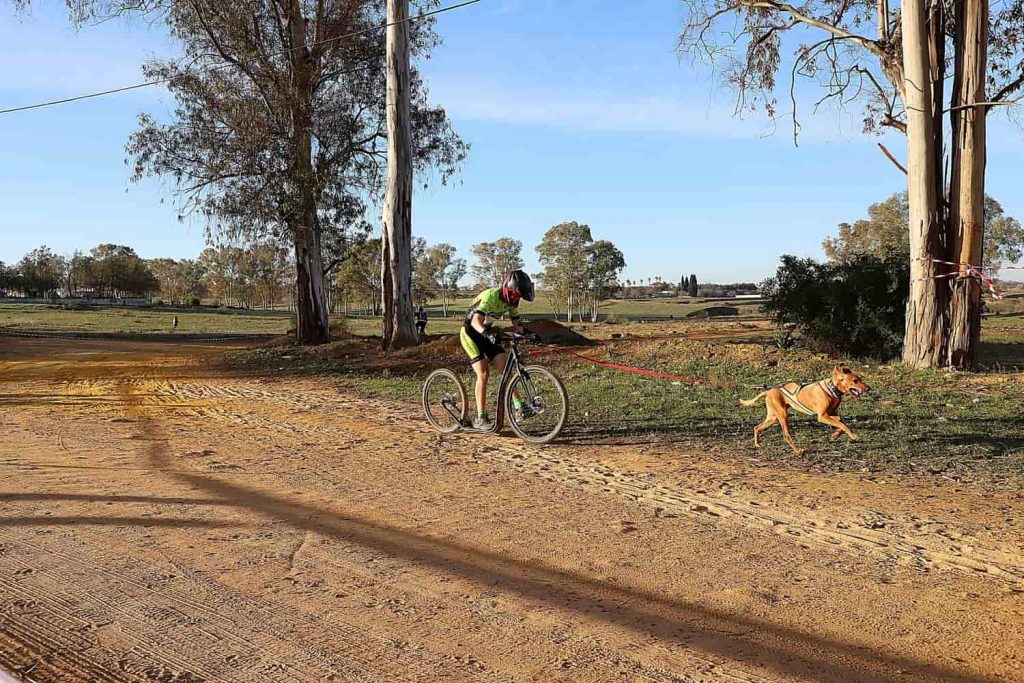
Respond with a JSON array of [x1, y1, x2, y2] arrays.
[[422, 330, 568, 444]]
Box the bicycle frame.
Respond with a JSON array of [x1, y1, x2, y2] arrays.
[[490, 337, 523, 431], [438, 334, 535, 433]]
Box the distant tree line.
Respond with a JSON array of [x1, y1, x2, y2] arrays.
[[0, 242, 294, 308], [1, 227, 631, 320], [0, 245, 158, 299], [616, 277, 757, 299], [330, 227, 628, 322]]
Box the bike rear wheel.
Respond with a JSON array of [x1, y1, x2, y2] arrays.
[[422, 368, 467, 433], [505, 365, 568, 444]]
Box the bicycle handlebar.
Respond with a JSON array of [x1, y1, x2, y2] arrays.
[[493, 330, 542, 343]]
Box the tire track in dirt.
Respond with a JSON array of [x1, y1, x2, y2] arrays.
[[459, 439, 1024, 584], [19, 371, 1024, 586], [113, 384, 754, 682], [0, 514, 514, 683], [142, 378, 1024, 587], [3, 375, 713, 681], [2, 341, 1020, 681], [0, 395, 520, 678], [115, 378, 1015, 683]]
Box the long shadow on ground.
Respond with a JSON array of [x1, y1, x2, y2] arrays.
[[114, 381, 999, 683]]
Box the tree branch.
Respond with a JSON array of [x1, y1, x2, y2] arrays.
[[741, 0, 885, 57], [877, 142, 908, 174], [945, 95, 1022, 115], [989, 72, 1024, 107]]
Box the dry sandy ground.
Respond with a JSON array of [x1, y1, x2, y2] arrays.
[[0, 336, 1022, 682]]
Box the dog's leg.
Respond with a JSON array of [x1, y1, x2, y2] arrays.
[[818, 414, 859, 441], [829, 428, 844, 442], [778, 414, 804, 454], [753, 413, 777, 448], [766, 395, 804, 454]]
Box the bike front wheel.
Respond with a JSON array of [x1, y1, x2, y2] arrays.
[[422, 368, 467, 433], [505, 365, 568, 444]]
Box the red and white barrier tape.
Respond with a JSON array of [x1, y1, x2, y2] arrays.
[[914, 258, 1003, 300]]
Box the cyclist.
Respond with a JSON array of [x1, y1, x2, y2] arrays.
[[461, 270, 535, 430], [414, 305, 428, 341]]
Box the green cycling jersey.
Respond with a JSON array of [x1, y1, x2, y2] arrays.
[[464, 287, 520, 326]]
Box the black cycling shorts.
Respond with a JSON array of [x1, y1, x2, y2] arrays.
[[460, 324, 503, 364]]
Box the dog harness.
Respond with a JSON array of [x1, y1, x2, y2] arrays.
[[780, 379, 841, 416]]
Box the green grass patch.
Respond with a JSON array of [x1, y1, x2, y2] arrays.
[[0, 303, 292, 336], [418, 295, 762, 322]]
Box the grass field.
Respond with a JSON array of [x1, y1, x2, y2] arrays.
[[0, 296, 763, 338], [1, 294, 1013, 337], [0, 303, 292, 335]]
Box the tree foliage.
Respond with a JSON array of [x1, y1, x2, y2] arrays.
[[126, 0, 464, 237], [0, 245, 158, 299], [417, 242, 466, 316], [15, 246, 63, 298], [470, 238, 524, 288], [334, 238, 382, 315], [823, 192, 1024, 272], [536, 222, 626, 322], [193, 243, 291, 308], [82, 244, 159, 298], [761, 254, 910, 359], [678, 0, 1024, 141]]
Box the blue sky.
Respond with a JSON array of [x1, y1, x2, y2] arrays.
[[2, 0, 1023, 284]]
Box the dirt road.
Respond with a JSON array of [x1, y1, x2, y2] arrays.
[[0, 336, 1021, 682]]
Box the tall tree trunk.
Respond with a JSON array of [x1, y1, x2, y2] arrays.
[[946, 0, 988, 369], [901, 0, 948, 368], [381, 0, 417, 351], [287, 0, 330, 345]]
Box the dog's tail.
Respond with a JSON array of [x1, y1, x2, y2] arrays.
[[739, 390, 769, 407]]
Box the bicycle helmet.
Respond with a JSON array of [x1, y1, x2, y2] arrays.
[[501, 270, 535, 306]]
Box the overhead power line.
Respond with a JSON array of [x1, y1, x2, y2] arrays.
[[0, 0, 483, 116]]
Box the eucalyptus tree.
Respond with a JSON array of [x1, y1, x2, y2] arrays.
[[68, 0, 469, 343], [678, 0, 1024, 367]]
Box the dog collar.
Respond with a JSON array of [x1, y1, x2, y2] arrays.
[[820, 379, 841, 399]]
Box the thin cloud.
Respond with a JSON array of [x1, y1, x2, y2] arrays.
[[430, 81, 881, 144]]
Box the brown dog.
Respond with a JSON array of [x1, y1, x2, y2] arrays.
[[740, 365, 870, 454]]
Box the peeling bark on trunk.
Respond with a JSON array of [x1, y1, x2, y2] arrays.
[[947, 0, 988, 370], [287, 0, 330, 345], [381, 0, 417, 351], [901, 0, 948, 368], [293, 224, 330, 344]]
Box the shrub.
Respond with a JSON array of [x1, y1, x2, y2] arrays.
[[760, 254, 909, 359], [186, 295, 201, 307]]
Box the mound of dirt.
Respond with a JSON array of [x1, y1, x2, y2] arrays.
[[260, 334, 296, 348], [686, 306, 740, 319], [524, 319, 593, 346], [394, 320, 592, 360], [393, 334, 463, 360]]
